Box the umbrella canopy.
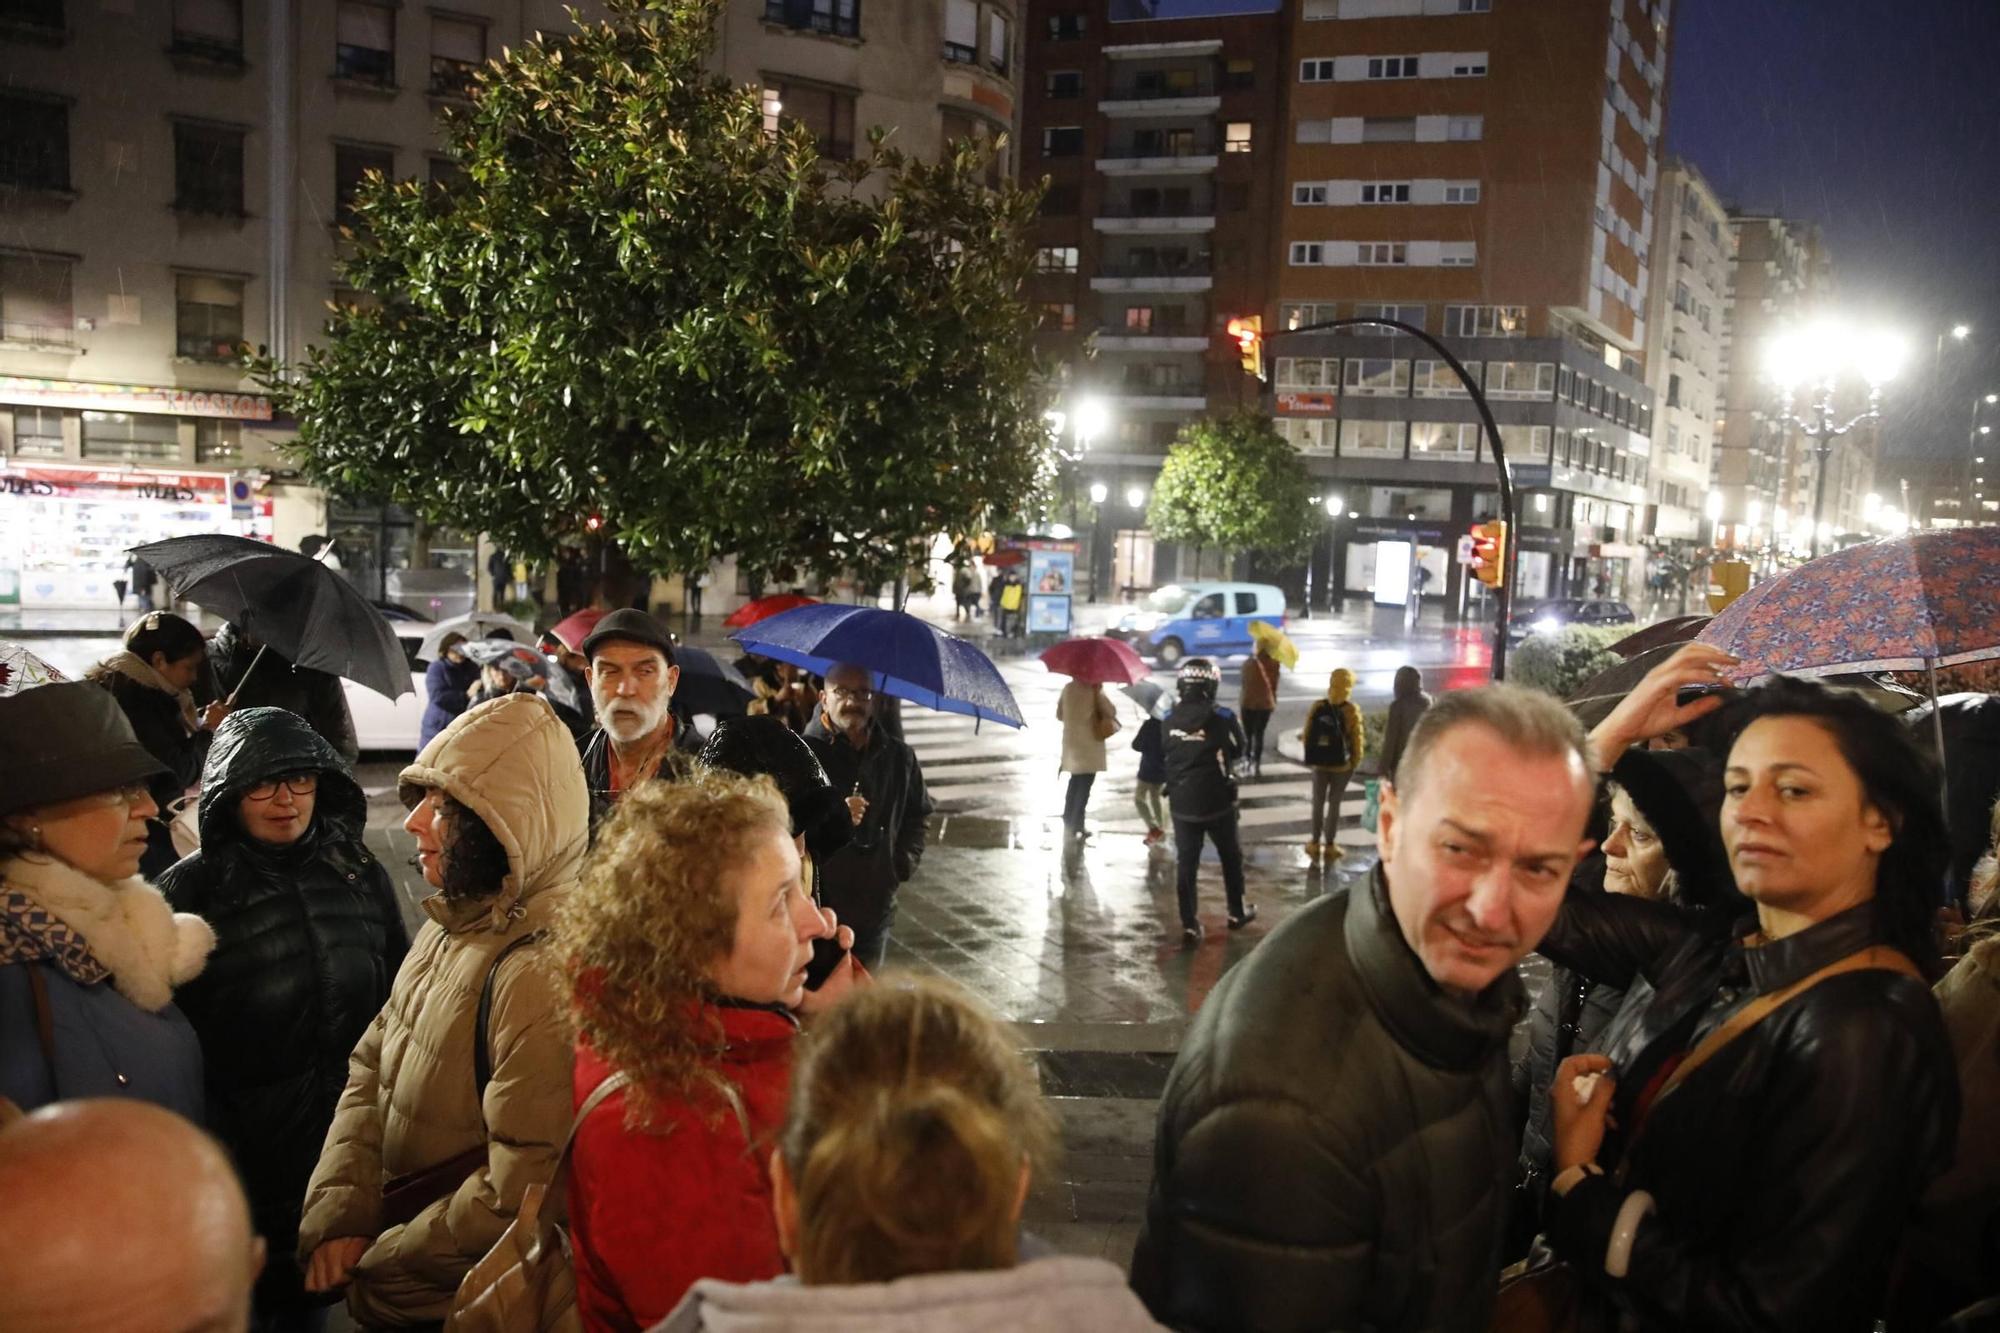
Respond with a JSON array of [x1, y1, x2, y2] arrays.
[[129, 534, 411, 700], [1121, 679, 1169, 719], [1607, 614, 1711, 659], [547, 607, 609, 653], [723, 594, 820, 629], [1248, 619, 1300, 669], [418, 612, 536, 663], [731, 604, 1024, 728], [673, 646, 754, 717], [1567, 644, 1925, 729], [1040, 636, 1151, 686], [461, 639, 550, 682], [0, 642, 67, 696], [983, 549, 1028, 568]]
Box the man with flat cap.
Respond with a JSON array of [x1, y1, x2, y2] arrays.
[[577, 609, 700, 832]]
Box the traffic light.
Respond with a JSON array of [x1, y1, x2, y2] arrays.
[[1226, 316, 1264, 382], [584, 513, 604, 533], [1470, 520, 1508, 588]]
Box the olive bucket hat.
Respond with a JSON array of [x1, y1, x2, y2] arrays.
[[0, 681, 169, 817]]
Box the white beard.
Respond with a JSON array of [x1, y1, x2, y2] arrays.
[[596, 694, 669, 743]]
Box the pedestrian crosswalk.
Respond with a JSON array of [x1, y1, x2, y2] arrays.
[[896, 663, 1378, 852]]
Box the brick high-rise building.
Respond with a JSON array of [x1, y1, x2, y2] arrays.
[[1272, 0, 1668, 612]]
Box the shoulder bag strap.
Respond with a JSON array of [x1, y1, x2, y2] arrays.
[[475, 930, 547, 1110], [26, 964, 56, 1089], [528, 1069, 634, 1246]]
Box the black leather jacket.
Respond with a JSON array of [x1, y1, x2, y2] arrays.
[[1540, 891, 1959, 1332], [1162, 697, 1245, 823]]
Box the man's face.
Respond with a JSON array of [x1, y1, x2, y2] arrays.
[[587, 641, 678, 743], [824, 666, 876, 732], [1377, 723, 1595, 994]]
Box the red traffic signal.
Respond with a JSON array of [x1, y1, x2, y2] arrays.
[[1470, 520, 1508, 588], [1225, 316, 1265, 381], [584, 513, 604, 533]]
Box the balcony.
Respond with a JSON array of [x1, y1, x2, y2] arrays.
[[0, 319, 76, 352], [1099, 81, 1220, 118], [1094, 328, 1208, 352], [762, 0, 860, 38], [1089, 259, 1212, 294], [1094, 209, 1214, 235], [1108, 385, 1208, 411], [1096, 144, 1218, 176]]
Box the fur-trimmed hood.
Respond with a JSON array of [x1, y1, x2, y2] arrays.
[[87, 650, 199, 733], [1, 853, 214, 1010]]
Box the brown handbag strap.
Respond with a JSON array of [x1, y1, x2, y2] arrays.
[[26, 964, 56, 1086], [1652, 944, 1920, 1109]]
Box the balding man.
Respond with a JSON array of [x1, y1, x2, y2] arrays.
[[0, 1099, 264, 1333], [1132, 685, 1599, 1333]]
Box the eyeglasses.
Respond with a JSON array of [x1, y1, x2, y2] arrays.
[[246, 773, 318, 802], [827, 685, 877, 702]]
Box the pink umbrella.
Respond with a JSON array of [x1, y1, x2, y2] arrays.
[[723, 594, 820, 629], [1039, 636, 1152, 686], [547, 607, 608, 652]]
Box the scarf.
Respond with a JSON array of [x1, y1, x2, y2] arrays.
[[90, 650, 200, 733], [1, 854, 214, 1011]]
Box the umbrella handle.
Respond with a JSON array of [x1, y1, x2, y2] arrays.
[[226, 643, 271, 709]]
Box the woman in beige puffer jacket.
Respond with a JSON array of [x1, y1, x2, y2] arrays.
[[297, 693, 588, 1327]]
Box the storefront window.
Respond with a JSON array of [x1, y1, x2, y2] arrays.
[[9, 407, 66, 459], [81, 410, 180, 463]]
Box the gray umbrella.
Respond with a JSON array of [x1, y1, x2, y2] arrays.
[[128, 534, 412, 700]]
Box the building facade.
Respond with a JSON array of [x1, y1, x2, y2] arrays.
[[1639, 157, 1726, 557], [1271, 0, 1668, 612]]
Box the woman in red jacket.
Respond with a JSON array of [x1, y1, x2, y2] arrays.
[[554, 772, 855, 1332]]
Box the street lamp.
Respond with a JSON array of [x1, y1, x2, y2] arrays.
[[1125, 485, 1146, 509], [1765, 318, 1906, 558], [1088, 482, 1108, 505]]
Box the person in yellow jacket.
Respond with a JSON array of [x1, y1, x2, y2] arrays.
[[1298, 668, 1364, 862]]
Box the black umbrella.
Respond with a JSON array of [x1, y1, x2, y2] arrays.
[[128, 534, 412, 700], [673, 646, 754, 716]]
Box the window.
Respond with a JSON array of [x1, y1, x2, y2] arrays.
[[1035, 246, 1078, 273], [172, 122, 245, 216], [1274, 357, 1333, 389], [0, 94, 69, 192], [1495, 425, 1552, 462], [1442, 304, 1526, 337], [1486, 361, 1556, 399], [1666, 373, 1681, 408], [194, 419, 241, 464], [1353, 302, 1424, 332], [1233, 592, 1259, 615], [764, 0, 860, 37], [942, 0, 977, 62], [1343, 357, 1410, 396], [1047, 11, 1085, 38], [1413, 360, 1479, 396], [1122, 307, 1153, 333], [1040, 302, 1075, 330], [1293, 182, 1327, 205], [1366, 55, 1419, 79], [1277, 418, 1332, 456], [1341, 420, 1406, 459], [1439, 245, 1476, 267], [10, 408, 66, 459], [175, 273, 243, 360], [1356, 242, 1406, 266], [1045, 70, 1082, 98], [1224, 122, 1252, 154], [82, 411, 180, 464], [334, 2, 395, 85], [0, 252, 73, 347], [1222, 58, 1253, 90], [1361, 117, 1417, 143], [172, 0, 242, 59], [1300, 58, 1335, 82], [1450, 56, 1487, 76], [1360, 181, 1411, 204], [987, 10, 1009, 72], [1038, 184, 1077, 216], [1457, 0, 1491, 10], [770, 80, 856, 159], [430, 15, 485, 97], [333, 143, 393, 228], [1410, 422, 1478, 460], [1289, 242, 1323, 266], [1445, 115, 1483, 140], [1279, 302, 1338, 330], [1041, 126, 1082, 157], [1443, 180, 1480, 203]]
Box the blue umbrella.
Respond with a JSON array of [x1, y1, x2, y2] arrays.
[[730, 604, 1024, 729]]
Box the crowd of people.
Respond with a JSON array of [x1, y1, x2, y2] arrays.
[[3, 607, 1999, 1332]]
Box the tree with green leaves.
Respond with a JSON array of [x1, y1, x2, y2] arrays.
[[253, 0, 1053, 589], [1146, 412, 1316, 560]]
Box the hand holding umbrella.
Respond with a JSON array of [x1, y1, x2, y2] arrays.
[[1585, 642, 1741, 769]]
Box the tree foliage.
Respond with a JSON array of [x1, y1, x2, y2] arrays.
[[1511, 624, 1627, 698], [253, 0, 1053, 585], [1146, 412, 1316, 559]]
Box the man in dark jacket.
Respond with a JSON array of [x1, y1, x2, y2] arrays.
[[802, 662, 932, 970], [157, 706, 408, 1330], [1131, 685, 1598, 1333], [1162, 658, 1252, 942], [576, 609, 699, 833], [204, 621, 358, 763]]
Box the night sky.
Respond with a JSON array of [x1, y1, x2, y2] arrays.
[[1666, 0, 2000, 458]]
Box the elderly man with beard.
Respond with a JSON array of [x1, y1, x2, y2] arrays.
[[1131, 685, 1598, 1333], [577, 609, 699, 832], [802, 663, 933, 970]]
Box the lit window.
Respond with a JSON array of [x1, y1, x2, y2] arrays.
[[1224, 122, 1252, 153], [1035, 246, 1079, 273]]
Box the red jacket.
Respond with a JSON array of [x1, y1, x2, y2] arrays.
[[568, 1003, 800, 1332]]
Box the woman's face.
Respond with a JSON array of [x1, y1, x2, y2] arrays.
[[150, 649, 205, 694], [1600, 787, 1669, 899], [237, 772, 318, 846], [1724, 716, 1892, 917], [403, 789, 447, 889], [9, 784, 158, 881], [707, 825, 825, 1009]]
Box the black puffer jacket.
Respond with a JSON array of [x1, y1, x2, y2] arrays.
[[204, 622, 358, 762], [1161, 696, 1245, 823], [1131, 866, 1525, 1332], [1540, 891, 1958, 1332], [157, 707, 408, 1313]]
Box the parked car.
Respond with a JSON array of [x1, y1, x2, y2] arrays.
[[1110, 582, 1287, 665], [346, 618, 431, 752], [1506, 597, 1636, 645]]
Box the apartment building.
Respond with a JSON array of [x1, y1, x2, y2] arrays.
[[1020, 0, 1285, 587], [1272, 0, 1668, 611], [1639, 157, 1727, 555]]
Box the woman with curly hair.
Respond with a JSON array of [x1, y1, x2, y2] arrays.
[[558, 772, 850, 1332]]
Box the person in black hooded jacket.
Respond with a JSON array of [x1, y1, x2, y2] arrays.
[[204, 621, 358, 764], [157, 707, 408, 1332]]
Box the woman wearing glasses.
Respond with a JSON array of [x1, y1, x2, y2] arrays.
[[1, 682, 214, 1121], [158, 707, 408, 1332]]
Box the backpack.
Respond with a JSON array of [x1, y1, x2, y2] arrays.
[[1303, 701, 1353, 768]]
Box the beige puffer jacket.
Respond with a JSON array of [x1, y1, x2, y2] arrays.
[[297, 693, 589, 1327]]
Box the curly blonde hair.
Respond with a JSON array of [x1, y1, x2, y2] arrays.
[[553, 771, 793, 1124]]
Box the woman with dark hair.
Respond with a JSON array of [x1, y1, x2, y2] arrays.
[[1377, 664, 1430, 783], [1531, 643, 1958, 1332], [295, 693, 586, 1329], [418, 633, 480, 751], [87, 611, 231, 877]]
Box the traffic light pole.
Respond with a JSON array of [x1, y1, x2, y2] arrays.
[[1259, 317, 1518, 682]]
